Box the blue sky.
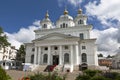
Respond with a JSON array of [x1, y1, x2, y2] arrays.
[[0, 0, 103, 33], [0, 0, 120, 56]]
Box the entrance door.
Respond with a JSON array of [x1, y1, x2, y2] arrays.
[[53, 55, 59, 65]]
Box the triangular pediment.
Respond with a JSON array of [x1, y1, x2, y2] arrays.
[[33, 32, 78, 41]]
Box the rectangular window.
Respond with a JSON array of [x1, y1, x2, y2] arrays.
[[80, 33, 84, 39], [82, 46, 86, 49], [64, 46, 68, 50]]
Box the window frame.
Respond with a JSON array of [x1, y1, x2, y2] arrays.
[[64, 53, 69, 64], [79, 33, 84, 39], [43, 54, 48, 63], [82, 53, 87, 62]]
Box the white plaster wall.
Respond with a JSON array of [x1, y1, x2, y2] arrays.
[[80, 39, 98, 66], [25, 43, 34, 63]]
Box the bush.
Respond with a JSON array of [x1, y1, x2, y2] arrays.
[[0, 66, 11, 80], [103, 72, 120, 79], [90, 76, 111, 80], [115, 74, 120, 80], [29, 72, 65, 80], [84, 69, 102, 77], [29, 72, 46, 80], [75, 75, 90, 80]]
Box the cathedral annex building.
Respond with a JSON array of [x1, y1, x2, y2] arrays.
[[25, 8, 98, 72]]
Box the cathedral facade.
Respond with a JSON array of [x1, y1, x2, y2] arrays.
[[25, 9, 98, 72]]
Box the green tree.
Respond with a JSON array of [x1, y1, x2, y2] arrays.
[[0, 27, 10, 60], [107, 55, 112, 58], [16, 45, 26, 63], [0, 27, 10, 48], [98, 53, 103, 57]]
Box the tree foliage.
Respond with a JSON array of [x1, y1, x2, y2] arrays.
[[0, 27, 10, 47], [98, 53, 103, 57], [107, 55, 112, 58], [16, 45, 26, 63]]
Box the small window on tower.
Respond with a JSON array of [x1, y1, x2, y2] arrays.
[[63, 23, 66, 28], [60, 24, 62, 28], [43, 24, 47, 28], [66, 24, 68, 28], [78, 19, 83, 24]]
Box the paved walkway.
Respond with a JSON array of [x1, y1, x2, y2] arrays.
[[6, 70, 80, 80]]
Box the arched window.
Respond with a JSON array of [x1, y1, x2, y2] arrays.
[[63, 23, 66, 28], [82, 53, 87, 62], [60, 23, 68, 28], [43, 54, 48, 63], [64, 53, 69, 63], [31, 54, 34, 64], [43, 24, 47, 28], [66, 24, 68, 28], [78, 19, 83, 24], [60, 24, 62, 28]]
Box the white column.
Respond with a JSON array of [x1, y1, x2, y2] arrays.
[[70, 45, 73, 65], [38, 47, 41, 65], [59, 45, 62, 65], [48, 46, 51, 65], [34, 47, 37, 64], [76, 45, 79, 65]]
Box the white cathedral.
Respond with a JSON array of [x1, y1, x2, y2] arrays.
[[25, 8, 98, 72]]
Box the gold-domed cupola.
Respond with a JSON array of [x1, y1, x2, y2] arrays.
[[74, 8, 87, 26], [40, 11, 53, 29], [56, 8, 75, 28], [64, 8, 68, 15], [78, 9, 82, 14]]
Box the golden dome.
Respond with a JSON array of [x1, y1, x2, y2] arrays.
[[78, 9, 82, 14], [64, 9, 68, 15]]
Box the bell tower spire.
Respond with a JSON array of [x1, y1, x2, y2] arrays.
[[64, 6, 68, 15], [45, 10, 49, 19]]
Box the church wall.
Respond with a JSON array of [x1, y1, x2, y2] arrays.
[[79, 39, 98, 66], [25, 43, 34, 63]]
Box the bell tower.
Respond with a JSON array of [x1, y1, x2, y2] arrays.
[[40, 11, 53, 29]]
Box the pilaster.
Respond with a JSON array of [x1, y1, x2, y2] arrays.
[[38, 47, 41, 65], [34, 47, 37, 64], [47, 46, 51, 65], [59, 45, 62, 65], [70, 45, 73, 65]]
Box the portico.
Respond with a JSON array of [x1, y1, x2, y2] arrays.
[[33, 44, 75, 66]]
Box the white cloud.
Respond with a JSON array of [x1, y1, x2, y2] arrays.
[[5, 20, 40, 49], [85, 0, 120, 27], [91, 27, 119, 56], [58, 0, 82, 7], [85, 0, 120, 56]]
